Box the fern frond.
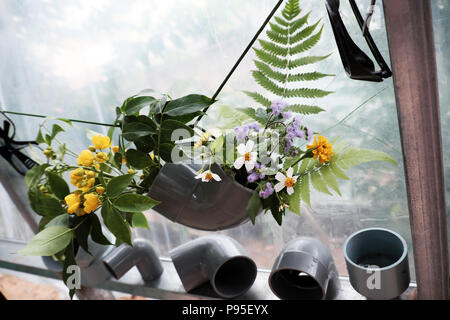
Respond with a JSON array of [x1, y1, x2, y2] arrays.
[[288, 71, 333, 82], [259, 39, 288, 57], [266, 30, 288, 45], [243, 91, 271, 107], [321, 166, 342, 196], [284, 88, 333, 99], [254, 61, 286, 82], [289, 54, 331, 69], [310, 171, 332, 195], [285, 104, 325, 114], [290, 20, 321, 44], [289, 12, 311, 34], [269, 22, 289, 36], [254, 48, 287, 68], [252, 71, 285, 96], [274, 16, 289, 27], [237, 108, 266, 125], [290, 26, 324, 55], [282, 0, 301, 21]]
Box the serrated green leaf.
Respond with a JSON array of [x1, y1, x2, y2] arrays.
[[289, 54, 332, 69], [106, 174, 134, 199], [113, 194, 160, 213], [320, 165, 341, 196], [329, 161, 350, 180], [337, 147, 398, 170], [290, 25, 323, 55], [258, 40, 288, 57], [19, 225, 73, 256], [290, 20, 321, 44], [285, 104, 325, 115], [300, 174, 311, 207], [243, 91, 271, 108], [288, 72, 333, 82], [310, 171, 332, 195]]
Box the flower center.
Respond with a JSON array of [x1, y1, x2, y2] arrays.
[[205, 172, 213, 181], [285, 177, 295, 188], [244, 152, 252, 161]]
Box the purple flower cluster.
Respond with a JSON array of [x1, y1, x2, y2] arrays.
[[271, 100, 289, 116], [247, 163, 266, 183], [284, 115, 314, 152], [259, 182, 274, 199], [234, 122, 261, 140]]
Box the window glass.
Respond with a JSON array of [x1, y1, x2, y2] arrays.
[[0, 0, 413, 279]]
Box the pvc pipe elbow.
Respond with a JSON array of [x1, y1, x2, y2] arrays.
[[103, 238, 163, 283], [170, 235, 257, 298], [269, 237, 340, 300]]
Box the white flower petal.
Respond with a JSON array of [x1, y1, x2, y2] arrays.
[[195, 174, 203, 179], [245, 160, 255, 172], [237, 144, 246, 155], [245, 140, 255, 152], [287, 187, 294, 195], [287, 167, 294, 177], [209, 128, 222, 137], [202, 176, 209, 182], [250, 152, 258, 161], [234, 157, 245, 169], [275, 172, 286, 182], [212, 173, 222, 181], [274, 182, 285, 193], [292, 175, 298, 183]]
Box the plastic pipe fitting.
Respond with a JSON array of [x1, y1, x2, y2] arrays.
[[103, 238, 163, 283], [269, 237, 340, 300], [170, 235, 257, 298]]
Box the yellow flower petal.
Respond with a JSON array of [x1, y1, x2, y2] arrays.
[[77, 150, 95, 166], [92, 135, 112, 150]]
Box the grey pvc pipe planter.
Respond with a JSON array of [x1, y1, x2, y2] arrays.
[[170, 235, 257, 298], [269, 237, 340, 300], [148, 163, 259, 231], [344, 228, 410, 300], [103, 238, 163, 283]]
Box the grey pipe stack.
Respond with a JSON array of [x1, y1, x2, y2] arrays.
[[148, 163, 258, 231], [269, 237, 340, 300], [103, 238, 163, 283], [170, 235, 257, 298]]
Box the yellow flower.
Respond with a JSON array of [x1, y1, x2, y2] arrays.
[[95, 152, 109, 163], [122, 157, 127, 164], [83, 193, 100, 214], [96, 186, 105, 194], [79, 178, 95, 192], [65, 193, 81, 214], [194, 131, 211, 150], [307, 135, 334, 164], [78, 150, 95, 166], [112, 146, 120, 153], [92, 135, 112, 150], [150, 152, 155, 161], [127, 169, 135, 174]]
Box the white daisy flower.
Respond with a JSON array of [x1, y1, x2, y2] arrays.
[[274, 167, 298, 195], [195, 170, 222, 183], [234, 140, 257, 172]]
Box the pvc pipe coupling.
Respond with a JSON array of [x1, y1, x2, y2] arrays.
[[269, 237, 340, 300], [103, 238, 163, 283], [170, 234, 257, 298], [148, 163, 259, 231]]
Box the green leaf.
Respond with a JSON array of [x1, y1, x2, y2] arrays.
[[289, 54, 332, 69], [122, 122, 156, 141], [288, 72, 333, 82], [131, 212, 150, 229], [258, 40, 288, 57], [310, 171, 332, 195], [290, 26, 324, 55], [62, 241, 77, 299], [243, 91, 271, 108], [164, 94, 213, 117], [113, 152, 123, 169], [113, 194, 160, 213], [290, 20, 321, 44], [161, 119, 194, 139], [285, 104, 325, 115], [19, 226, 73, 256], [337, 147, 398, 169], [47, 172, 70, 200], [46, 214, 69, 228], [36, 129, 46, 144], [28, 188, 65, 216], [106, 174, 135, 199], [246, 187, 262, 224], [210, 135, 224, 155], [25, 164, 50, 187], [329, 162, 350, 180], [74, 217, 92, 255], [89, 214, 112, 245], [123, 96, 156, 115], [237, 108, 267, 125], [300, 174, 311, 207], [126, 149, 152, 169], [51, 124, 65, 140], [158, 143, 175, 162], [320, 166, 341, 196], [101, 202, 132, 246]]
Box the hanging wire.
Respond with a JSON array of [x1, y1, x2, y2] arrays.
[[1, 0, 284, 128]]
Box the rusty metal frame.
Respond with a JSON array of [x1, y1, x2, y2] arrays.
[[383, 0, 449, 299]]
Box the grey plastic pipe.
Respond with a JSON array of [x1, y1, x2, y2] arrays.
[[148, 163, 259, 231], [103, 238, 163, 283], [170, 235, 257, 298], [269, 237, 340, 300], [343, 228, 410, 299]]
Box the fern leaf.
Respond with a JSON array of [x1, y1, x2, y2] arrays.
[[320, 165, 342, 196], [289, 54, 331, 69], [310, 170, 332, 195], [237, 108, 267, 125], [290, 26, 324, 55], [259, 40, 288, 57], [289, 12, 311, 34], [284, 88, 333, 99], [254, 49, 287, 68], [274, 16, 289, 28], [288, 71, 333, 82], [337, 147, 398, 170], [252, 71, 285, 96], [254, 61, 286, 82], [282, 0, 301, 21], [329, 161, 350, 180], [266, 30, 288, 45], [269, 22, 289, 36], [243, 91, 271, 107], [285, 104, 325, 115], [291, 20, 321, 44], [300, 173, 311, 207]]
